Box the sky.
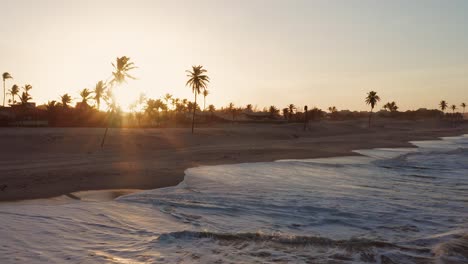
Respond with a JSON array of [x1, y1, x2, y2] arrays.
[[0, 0, 467, 111]]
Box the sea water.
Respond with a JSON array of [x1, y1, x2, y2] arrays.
[[0, 135, 467, 263]]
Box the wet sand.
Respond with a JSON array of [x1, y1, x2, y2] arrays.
[[0, 119, 466, 201]]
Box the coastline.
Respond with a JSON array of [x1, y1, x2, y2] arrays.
[[0, 119, 467, 201]]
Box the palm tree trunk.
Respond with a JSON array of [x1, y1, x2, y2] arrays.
[[2, 80, 5, 107], [191, 93, 197, 134], [204, 96, 206, 111], [368, 109, 373, 128], [303, 110, 308, 131], [101, 111, 112, 148]]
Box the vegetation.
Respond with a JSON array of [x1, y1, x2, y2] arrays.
[[440, 100, 448, 112], [2, 72, 13, 107], [1, 62, 466, 130], [365, 91, 381, 128], [186, 65, 210, 134]]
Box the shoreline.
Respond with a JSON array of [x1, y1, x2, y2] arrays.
[[0, 119, 467, 202]]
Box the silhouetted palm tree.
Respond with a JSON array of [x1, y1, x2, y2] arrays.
[[145, 99, 167, 125], [451, 104, 457, 114], [208, 104, 215, 120], [186, 65, 209, 134], [439, 100, 448, 113], [61, 93, 72, 108], [79, 88, 93, 106], [202, 89, 209, 111], [94, 81, 106, 110], [110, 56, 137, 86], [7, 84, 19, 105], [304, 105, 308, 131], [282, 108, 289, 119], [2, 72, 13, 107], [383, 101, 398, 112], [288, 104, 296, 121], [19, 92, 32, 105], [245, 104, 253, 112], [228, 102, 236, 121], [46, 100, 59, 111], [461, 103, 466, 115], [102, 56, 137, 148], [365, 91, 381, 128], [269, 105, 279, 118], [328, 106, 337, 113]]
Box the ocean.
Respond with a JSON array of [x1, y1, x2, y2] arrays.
[[0, 135, 467, 263]]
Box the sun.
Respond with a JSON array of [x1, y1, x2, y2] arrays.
[[112, 83, 143, 112]]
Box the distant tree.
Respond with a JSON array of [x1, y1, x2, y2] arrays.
[[208, 104, 216, 120], [93, 81, 106, 110], [365, 91, 381, 128], [164, 93, 173, 111], [269, 105, 279, 118], [171, 97, 179, 110], [245, 104, 253, 112], [46, 100, 59, 110], [461, 102, 466, 115], [383, 101, 398, 112], [19, 92, 32, 105], [7, 84, 19, 104], [328, 106, 337, 113], [79, 88, 93, 106], [439, 100, 448, 113], [303, 105, 308, 131], [60, 93, 72, 108], [2, 72, 13, 107], [450, 104, 457, 114], [228, 103, 236, 121], [282, 108, 289, 120], [288, 104, 296, 121], [186, 65, 209, 134], [145, 99, 167, 125], [202, 89, 209, 111]]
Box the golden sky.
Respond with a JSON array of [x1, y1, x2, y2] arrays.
[[1, 0, 467, 111]]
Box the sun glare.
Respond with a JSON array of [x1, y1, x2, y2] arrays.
[[111, 83, 142, 112]]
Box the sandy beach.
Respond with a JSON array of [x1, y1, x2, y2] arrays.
[[0, 119, 466, 201]]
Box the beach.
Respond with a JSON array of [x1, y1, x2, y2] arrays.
[[0, 119, 466, 201]]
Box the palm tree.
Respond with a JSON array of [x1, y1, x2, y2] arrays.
[[304, 105, 308, 131], [60, 93, 72, 108], [94, 81, 106, 110], [145, 99, 167, 125], [19, 92, 32, 105], [102, 56, 137, 148], [164, 93, 173, 110], [208, 104, 216, 120], [365, 91, 381, 128], [282, 108, 289, 120], [7, 84, 19, 105], [450, 104, 457, 114], [288, 104, 296, 121], [383, 101, 398, 112], [269, 105, 279, 118], [79, 88, 93, 106], [2, 72, 13, 107], [186, 65, 210, 134], [202, 90, 209, 111], [439, 100, 448, 113], [245, 104, 253, 112], [228, 102, 236, 121], [328, 106, 337, 113], [461, 103, 466, 115]]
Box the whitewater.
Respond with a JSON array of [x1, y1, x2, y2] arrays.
[[0, 135, 467, 263]]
